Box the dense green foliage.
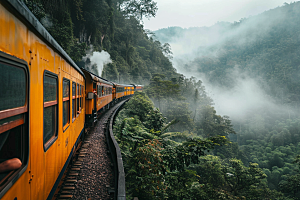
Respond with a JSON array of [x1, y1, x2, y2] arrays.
[[23, 0, 176, 84], [114, 93, 286, 199]]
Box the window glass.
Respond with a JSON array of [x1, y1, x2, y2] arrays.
[[63, 79, 70, 127], [0, 63, 26, 111], [72, 82, 76, 119], [44, 106, 56, 143], [63, 80, 69, 98], [77, 83, 79, 114], [63, 101, 69, 126], [43, 73, 57, 147], [81, 86, 84, 111], [80, 85, 82, 109], [44, 76, 57, 102], [77, 83, 79, 97], [97, 85, 101, 97], [72, 82, 76, 96]]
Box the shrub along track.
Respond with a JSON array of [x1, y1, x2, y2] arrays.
[[54, 99, 128, 200]]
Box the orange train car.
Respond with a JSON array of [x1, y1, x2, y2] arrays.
[[82, 68, 113, 127], [114, 84, 134, 100], [0, 1, 85, 199], [133, 84, 144, 92]]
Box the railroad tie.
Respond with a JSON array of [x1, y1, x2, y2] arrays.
[[58, 194, 73, 199], [63, 187, 75, 190]]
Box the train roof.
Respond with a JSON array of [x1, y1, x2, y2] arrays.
[[81, 68, 113, 86], [114, 83, 134, 87], [130, 84, 144, 87], [4, 0, 85, 78]]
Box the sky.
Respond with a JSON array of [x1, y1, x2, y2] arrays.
[[142, 0, 293, 31]]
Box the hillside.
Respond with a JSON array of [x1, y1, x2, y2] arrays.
[[154, 2, 300, 106], [23, 0, 177, 85], [154, 2, 300, 194]]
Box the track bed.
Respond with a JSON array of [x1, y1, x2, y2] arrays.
[[55, 100, 127, 200]]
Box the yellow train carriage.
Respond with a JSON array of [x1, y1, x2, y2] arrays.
[[0, 1, 85, 199], [114, 84, 133, 100], [95, 79, 113, 113], [126, 85, 135, 96], [82, 69, 113, 126]]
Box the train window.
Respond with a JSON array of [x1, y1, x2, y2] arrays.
[[72, 82, 76, 121], [81, 85, 83, 111], [0, 58, 28, 192], [63, 79, 70, 129], [0, 65, 26, 111], [97, 85, 101, 97], [79, 85, 82, 111], [77, 83, 80, 116], [43, 72, 58, 151]]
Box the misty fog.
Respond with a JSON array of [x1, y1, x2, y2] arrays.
[[154, 3, 300, 123]]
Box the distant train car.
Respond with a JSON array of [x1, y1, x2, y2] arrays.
[[82, 69, 113, 126], [131, 84, 144, 92], [126, 85, 135, 96], [114, 84, 134, 100], [0, 1, 85, 199]]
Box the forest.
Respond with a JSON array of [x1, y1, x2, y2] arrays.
[[24, 0, 300, 199]]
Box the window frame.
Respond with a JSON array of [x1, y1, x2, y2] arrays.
[[43, 70, 58, 151], [72, 82, 76, 122], [81, 85, 84, 112], [62, 78, 70, 131], [76, 83, 80, 116], [0, 52, 29, 198]]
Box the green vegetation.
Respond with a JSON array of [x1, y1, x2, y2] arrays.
[[25, 0, 300, 198], [153, 2, 300, 198], [114, 92, 286, 199]]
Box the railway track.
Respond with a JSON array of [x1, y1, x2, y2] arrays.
[[53, 99, 128, 200]]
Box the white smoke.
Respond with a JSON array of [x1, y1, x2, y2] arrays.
[[83, 50, 112, 76]]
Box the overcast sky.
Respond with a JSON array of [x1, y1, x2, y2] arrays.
[[142, 0, 295, 31]]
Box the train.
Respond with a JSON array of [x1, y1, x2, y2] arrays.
[[0, 0, 143, 199]]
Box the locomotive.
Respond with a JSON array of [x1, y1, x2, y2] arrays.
[[0, 0, 142, 199]]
